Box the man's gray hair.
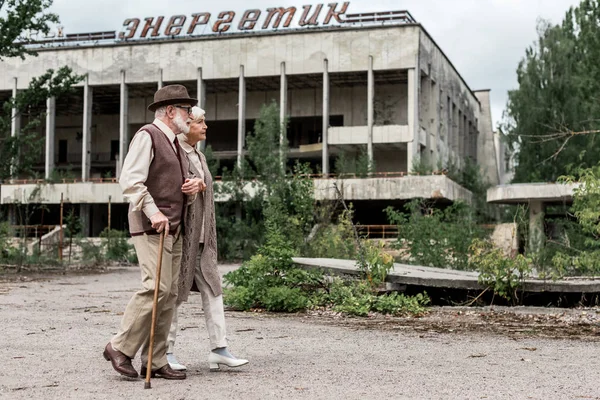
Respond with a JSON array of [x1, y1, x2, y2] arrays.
[[154, 106, 167, 118], [191, 106, 206, 122]]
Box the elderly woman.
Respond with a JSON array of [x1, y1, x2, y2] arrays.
[[166, 106, 248, 371]]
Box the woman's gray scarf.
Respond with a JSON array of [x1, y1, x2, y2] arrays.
[[177, 149, 221, 303]]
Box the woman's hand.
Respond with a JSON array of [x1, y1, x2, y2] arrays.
[[181, 178, 207, 195]]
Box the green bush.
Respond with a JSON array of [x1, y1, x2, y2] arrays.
[[262, 286, 309, 312], [302, 207, 357, 259], [326, 278, 430, 317], [78, 237, 103, 264], [100, 228, 133, 262], [372, 292, 430, 316], [221, 103, 429, 317], [223, 286, 255, 311], [470, 239, 532, 303], [0, 222, 19, 263], [386, 199, 484, 270], [357, 240, 394, 287]]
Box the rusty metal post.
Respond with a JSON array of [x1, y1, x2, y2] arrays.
[[59, 193, 64, 261], [108, 195, 112, 231]]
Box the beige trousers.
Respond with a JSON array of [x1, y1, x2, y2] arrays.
[[167, 244, 227, 352], [111, 230, 182, 369]]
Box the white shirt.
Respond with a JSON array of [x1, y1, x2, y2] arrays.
[[119, 119, 191, 219]]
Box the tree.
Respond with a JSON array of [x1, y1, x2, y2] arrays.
[[0, 0, 82, 181], [0, 0, 59, 60], [502, 0, 600, 183], [215, 103, 315, 260]]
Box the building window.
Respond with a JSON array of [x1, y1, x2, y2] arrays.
[[58, 140, 68, 163], [111, 140, 119, 161]]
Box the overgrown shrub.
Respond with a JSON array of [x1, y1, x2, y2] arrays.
[[551, 165, 600, 276], [224, 213, 326, 312], [222, 103, 430, 317], [302, 206, 357, 259], [334, 146, 374, 178], [0, 222, 18, 263], [386, 199, 484, 270], [100, 228, 134, 262], [470, 239, 532, 303], [356, 240, 394, 287], [326, 278, 430, 317]]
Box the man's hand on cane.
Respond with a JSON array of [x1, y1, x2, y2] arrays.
[[150, 211, 170, 236]]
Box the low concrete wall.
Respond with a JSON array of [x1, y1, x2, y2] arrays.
[[2, 175, 472, 204], [1, 182, 124, 204], [314, 175, 472, 203]]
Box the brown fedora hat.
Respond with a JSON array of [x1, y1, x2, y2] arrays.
[[148, 84, 198, 111]]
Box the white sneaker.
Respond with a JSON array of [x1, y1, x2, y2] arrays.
[[208, 349, 249, 371], [167, 353, 187, 371]]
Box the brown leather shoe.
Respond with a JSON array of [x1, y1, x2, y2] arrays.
[[140, 364, 186, 380], [103, 343, 138, 378]]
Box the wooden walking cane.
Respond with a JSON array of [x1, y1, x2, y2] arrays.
[[144, 229, 166, 389]]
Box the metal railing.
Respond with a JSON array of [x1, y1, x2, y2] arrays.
[[212, 170, 449, 182], [342, 10, 417, 25], [356, 225, 398, 239], [10, 225, 57, 238]]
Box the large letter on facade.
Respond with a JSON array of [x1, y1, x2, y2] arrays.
[[324, 2, 349, 24], [299, 4, 323, 26], [187, 13, 211, 34], [140, 16, 165, 37], [165, 15, 186, 36], [119, 18, 140, 39], [262, 7, 296, 29], [213, 11, 235, 33], [239, 9, 261, 30]]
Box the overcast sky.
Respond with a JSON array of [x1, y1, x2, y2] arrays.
[[48, 0, 580, 129]]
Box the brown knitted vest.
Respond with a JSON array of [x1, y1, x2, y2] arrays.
[[127, 123, 189, 236]]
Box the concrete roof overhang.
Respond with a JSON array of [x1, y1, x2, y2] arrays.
[[4, 69, 410, 116], [486, 183, 578, 205]]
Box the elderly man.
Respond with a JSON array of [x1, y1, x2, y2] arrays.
[[103, 85, 204, 380], [166, 106, 248, 372]]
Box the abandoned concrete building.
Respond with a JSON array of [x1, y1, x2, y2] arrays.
[[0, 9, 500, 236]]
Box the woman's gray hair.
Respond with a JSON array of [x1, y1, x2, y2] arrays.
[[191, 106, 206, 122]]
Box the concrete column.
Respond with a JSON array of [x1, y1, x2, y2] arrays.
[[45, 97, 56, 180], [322, 59, 330, 175], [8, 205, 17, 226], [279, 61, 288, 170], [118, 70, 129, 179], [81, 76, 93, 181], [453, 105, 459, 162], [197, 67, 207, 152], [197, 67, 206, 109], [10, 78, 21, 178], [80, 204, 91, 237], [458, 112, 463, 163], [528, 201, 545, 255], [158, 69, 163, 90], [406, 68, 420, 172], [237, 65, 246, 169], [367, 56, 374, 171]]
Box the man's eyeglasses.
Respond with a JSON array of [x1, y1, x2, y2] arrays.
[[173, 105, 193, 115]]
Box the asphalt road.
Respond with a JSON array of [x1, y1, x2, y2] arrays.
[[1, 266, 599, 400]]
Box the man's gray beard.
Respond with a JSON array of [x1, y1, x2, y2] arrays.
[[173, 113, 190, 134]]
